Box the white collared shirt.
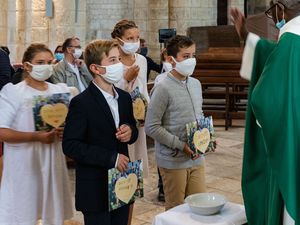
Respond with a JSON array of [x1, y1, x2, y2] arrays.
[[93, 81, 120, 168], [68, 62, 85, 92], [92, 81, 120, 128]]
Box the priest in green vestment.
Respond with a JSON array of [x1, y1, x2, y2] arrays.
[[231, 1, 300, 224]]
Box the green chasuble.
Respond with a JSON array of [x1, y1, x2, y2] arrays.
[[243, 32, 300, 225]]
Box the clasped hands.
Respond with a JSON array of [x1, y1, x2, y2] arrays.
[[116, 124, 132, 172]]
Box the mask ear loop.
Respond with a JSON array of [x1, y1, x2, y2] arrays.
[[277, 3, 285, 22], [275, 4, 279, 23]]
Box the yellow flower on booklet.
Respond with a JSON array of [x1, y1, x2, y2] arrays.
[[186, 116, 216, 155]]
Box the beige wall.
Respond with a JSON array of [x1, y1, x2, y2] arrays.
[[3, 0, 86, 63], [0, 0, 8, 46], [4, 0, 246, 62]]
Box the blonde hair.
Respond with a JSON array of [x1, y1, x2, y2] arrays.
[[84, 39, 119, 76]]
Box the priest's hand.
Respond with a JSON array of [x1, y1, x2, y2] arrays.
[[117, 154, 129, 172], [230, 8, 248, 41], [183, 143, 200, 160], [116, 124, 132, 143]]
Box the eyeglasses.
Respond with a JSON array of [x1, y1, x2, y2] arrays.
[[265, 3, 284, 19], [265, 3, 277, 19], [68, 45, 81, 49]]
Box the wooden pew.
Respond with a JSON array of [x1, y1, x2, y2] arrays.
[[192, 47, 248, 130]]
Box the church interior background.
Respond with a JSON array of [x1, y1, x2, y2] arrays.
[[0, 0, 271, 64], [0, 1, 275, 224]]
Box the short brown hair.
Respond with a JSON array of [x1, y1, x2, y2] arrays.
[[111, 20, 138, 39], [22, 43, 53, 63], [166, 35, 195, 58], [84, 39, 119, 76]]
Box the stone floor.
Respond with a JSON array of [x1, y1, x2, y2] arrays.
[[64, 120, 245, 225]]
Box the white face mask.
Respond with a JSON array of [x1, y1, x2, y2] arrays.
[[97, 62, 124, 84], [73, 48, 83, 59], [162, 62, 173, 72], [119, 39, 140, 55], [27, 63, 53, 81], [171, 57, 196, 77]]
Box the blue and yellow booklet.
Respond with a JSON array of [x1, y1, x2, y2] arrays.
[[108, 159, 144, 211], [186, 116, 216, 155], [32, 93, 70, 131]]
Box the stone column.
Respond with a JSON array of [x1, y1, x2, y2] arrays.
[[48, 0, 86, 52], [86, 0, 134, 42], [169, 0, 218, 36], [143, 0, 168, 61], [0, 0, 8, 46], [9, 0, 86, 62]]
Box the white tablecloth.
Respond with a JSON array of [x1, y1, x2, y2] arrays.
[[152, 202, 247, 225]]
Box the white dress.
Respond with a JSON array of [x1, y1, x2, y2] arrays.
[[0, 81, 73, 225], [116, 53, 150, 178]]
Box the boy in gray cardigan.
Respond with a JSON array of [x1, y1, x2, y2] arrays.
[[145, 35, 206, 210]]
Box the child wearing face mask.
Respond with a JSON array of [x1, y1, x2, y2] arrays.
[[111, 20, 150, 179], [145, 35, 206, 210], [0, 43, 74, 224], [154, 48, 173, 86], [62, 39, 138, 225], [54, 45, 64, 63]]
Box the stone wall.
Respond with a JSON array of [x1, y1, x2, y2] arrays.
[[3, 0, 86, 63], [3, 0, 247, 62], [0, 0, 8, 47], [86, 0, 134, 42]]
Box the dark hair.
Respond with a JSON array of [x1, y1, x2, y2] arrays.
[[140, 38, 146, 44], [62, 37, 80, 52], [84, 39, 119, 77], [166, 35, 195, 58], [54, 45, 63, 53], [0, 46, 10, 55], [111, 20, 138, 39], [22, 43, 53, 63]]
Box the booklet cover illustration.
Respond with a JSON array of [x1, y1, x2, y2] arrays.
[[186, 116, 216, 154], [130, 87, 148, 127], [108, 160, 143, 211], [32, 93, 70, 131]]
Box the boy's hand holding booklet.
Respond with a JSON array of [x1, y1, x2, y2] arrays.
[[186, 116, 216, 155]]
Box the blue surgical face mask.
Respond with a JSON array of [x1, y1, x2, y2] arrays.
[[275, 4, 286, 29], [55, 53, 64, 61], [276, 18, 286, 29]]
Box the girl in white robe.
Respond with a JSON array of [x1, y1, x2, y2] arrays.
[[111, 20, 150, 178], [0, 43, 73, 225]]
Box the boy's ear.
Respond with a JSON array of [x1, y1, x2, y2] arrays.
[[89, 64, 105, 75], [166, 55, 176, 67]]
